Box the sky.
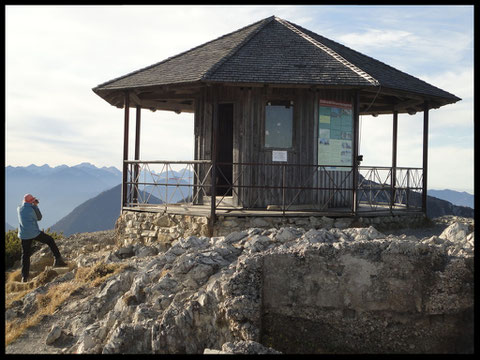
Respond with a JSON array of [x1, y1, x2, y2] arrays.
[[5, 5, 474, 194]]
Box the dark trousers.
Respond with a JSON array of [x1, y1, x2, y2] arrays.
[[21, 231, 61, 279]]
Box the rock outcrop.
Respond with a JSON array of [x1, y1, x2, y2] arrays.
[[5, 216, 474, 354]]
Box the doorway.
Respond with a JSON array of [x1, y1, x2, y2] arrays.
[[216, 103, 233, 196]]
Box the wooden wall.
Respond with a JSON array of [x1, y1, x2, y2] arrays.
[[194, 85, 355, 209]]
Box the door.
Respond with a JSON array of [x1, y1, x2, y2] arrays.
[[216, 103, 233, 196]]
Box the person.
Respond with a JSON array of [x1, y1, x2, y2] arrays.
[[17, 194, 67, 282]]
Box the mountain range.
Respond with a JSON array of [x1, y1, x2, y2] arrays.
[[5, 163, 189, 235], [49, 184, 162, 236], [357, 178, 474, 219], [429, 189, 474, 209], [5, 163, 122, 229], [5, 163, 474, 235]]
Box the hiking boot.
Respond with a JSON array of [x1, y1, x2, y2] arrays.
[[22, 276, 29, 283], [53, 257, 68, 267]]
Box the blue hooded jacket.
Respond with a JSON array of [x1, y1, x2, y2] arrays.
[[17, 202, 42, 240]]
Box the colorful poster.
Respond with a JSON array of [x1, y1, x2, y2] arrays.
[[318, 100, 353, 170]]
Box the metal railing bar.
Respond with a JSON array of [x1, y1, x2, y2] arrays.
[[123, 160, 424, 214]]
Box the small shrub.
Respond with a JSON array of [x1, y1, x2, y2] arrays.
[[42, 227, 64, 241], [5, 230, 22, 270], [4, 229, 64, 270]]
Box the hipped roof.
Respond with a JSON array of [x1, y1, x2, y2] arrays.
[[93, 15, 460, 114]]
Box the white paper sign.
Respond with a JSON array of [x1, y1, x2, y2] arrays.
[[272, 150, 288, 162]]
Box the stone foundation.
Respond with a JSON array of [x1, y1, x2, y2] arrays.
[[115, 210, 428, 248]]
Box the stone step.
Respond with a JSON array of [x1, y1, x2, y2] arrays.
[[203, 196, 238, 207]]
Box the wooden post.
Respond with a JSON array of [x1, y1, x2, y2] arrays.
[[210, 87, 218, 231], [422, 101, 429, 214], [391, 110, 398, 210], [133, 105, 141, 204], [121, 91, 130, 210], [352, 90, 360, 214], [282, 164, 286, 216]]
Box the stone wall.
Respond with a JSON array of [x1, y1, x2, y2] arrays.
[[260, 244, 474, 353], [114, 212, 210, 248], [115, 210, 428, 248]]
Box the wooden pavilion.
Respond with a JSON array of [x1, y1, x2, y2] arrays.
[[93, 16, 460, 225]]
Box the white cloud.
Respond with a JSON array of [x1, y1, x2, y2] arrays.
[[338, 29, 416, 50], [335, 17, 472, 76], [5, 5, 474, 194], [135, 112, 195, 163], [359, 111, 473, 194], [428, 145, 474, 193], [422, 68, 473, 105]]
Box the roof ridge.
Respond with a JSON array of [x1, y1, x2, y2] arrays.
[[276, 17, 380, 86], [202, 16, 276, 81]]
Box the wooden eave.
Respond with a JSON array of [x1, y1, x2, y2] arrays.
[[358, 86, 460, 115], [94, 78, 460, 116], [93, 81, 204, 113]]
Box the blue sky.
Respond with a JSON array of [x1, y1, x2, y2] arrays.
[[5, 5, 474, 193]]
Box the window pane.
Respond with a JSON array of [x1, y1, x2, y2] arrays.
[[265, 104, 293, 148]]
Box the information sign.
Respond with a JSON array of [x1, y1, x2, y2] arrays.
[[272, 150, 288, 162], [318, 100, 353, 170]]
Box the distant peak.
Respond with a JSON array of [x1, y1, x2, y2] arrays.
[[101, 165, 122, 171], [75, 162, 97, 168], [26, 163, 51, 169]]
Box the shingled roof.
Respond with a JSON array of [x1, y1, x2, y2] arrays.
[[93, 15, 460, 113]]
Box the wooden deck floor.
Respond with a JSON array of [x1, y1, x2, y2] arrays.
[[123, 202, 423, 218]]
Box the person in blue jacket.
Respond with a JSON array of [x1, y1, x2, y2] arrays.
[[17, 193, 67, 282]]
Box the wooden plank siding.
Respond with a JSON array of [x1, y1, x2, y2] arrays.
[[194, 85, 355, 209]]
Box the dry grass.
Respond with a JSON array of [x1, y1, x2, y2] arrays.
[[159, 268, 170, 278], [5, 262, 76, 299], [5, 281, 78, 346], [5, 289, 32, 309], [74, 261, 127, 287], [5, 261, 127, 347]]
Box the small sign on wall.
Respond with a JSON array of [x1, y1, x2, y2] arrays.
[[272, 150, 288, 162]]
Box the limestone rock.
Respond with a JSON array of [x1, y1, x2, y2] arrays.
[[116, 245, 135, 259], [439, 221, 470, 242], [203, 348, 227, 354], [46, 324, 63, 345], [250, 217, 271, 228], [334, 217, 353, 229], [135, 245, 158, 258], [5, 218, 474, 355], [274, 227, 303, 243], [221, 340, 282, 354]]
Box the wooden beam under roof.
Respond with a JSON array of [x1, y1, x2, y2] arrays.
[[136, 91, 197, 101], [148, 101, 194, 113]]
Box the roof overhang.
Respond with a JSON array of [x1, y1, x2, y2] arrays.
[[358, 86, 461, 115], [93, 81, 460, 116], [92, 82, 203, 113]]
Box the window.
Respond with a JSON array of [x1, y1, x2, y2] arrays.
[[264, 100, 293, 149]]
